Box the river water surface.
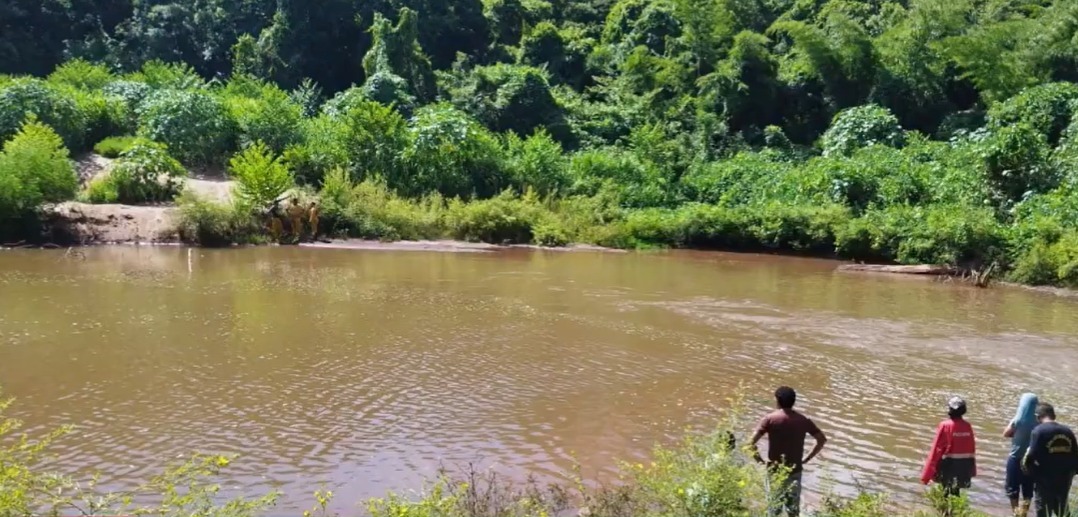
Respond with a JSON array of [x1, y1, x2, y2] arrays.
[[2, 246, 1077, 513]]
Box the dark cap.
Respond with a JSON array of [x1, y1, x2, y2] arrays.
[[948, 396, 966, 412]]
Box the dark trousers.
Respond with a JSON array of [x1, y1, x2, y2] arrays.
[[1034, 477, 1073, 517], [769, 471, 802, 517]]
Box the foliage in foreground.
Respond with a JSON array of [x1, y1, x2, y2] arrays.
[[0, 389, 278, 517]]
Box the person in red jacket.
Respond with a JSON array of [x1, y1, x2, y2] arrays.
[[922, 397, 977, 501]]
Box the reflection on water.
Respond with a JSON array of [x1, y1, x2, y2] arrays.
[[1, 246, 1077, 512]]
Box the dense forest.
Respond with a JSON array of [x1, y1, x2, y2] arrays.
[[1, 0, 1078, 287]]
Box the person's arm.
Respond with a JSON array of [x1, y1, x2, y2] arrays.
[[921, 422, 948, 485], [750, 417, 768, 464], [1003, 421, 1016, 438], [1022, 427, 1042, 475], [1069, 430, 1078, 475], [803, 430, 827, 465]]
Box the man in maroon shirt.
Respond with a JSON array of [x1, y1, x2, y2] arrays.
[[751, 386, 828, 517]]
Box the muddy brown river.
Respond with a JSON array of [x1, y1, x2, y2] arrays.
[[2, 246, 1077, 513]]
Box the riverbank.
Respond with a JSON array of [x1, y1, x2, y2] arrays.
[[9, 197, 1075, 296]]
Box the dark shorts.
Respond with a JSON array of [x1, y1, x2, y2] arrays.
[[1006, 455, 1034, 500]]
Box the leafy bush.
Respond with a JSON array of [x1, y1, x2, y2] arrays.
[[222, 77, 303, 153], [47, 59, 115, 90], [680, 152, 793, 206], [0, 79, 88, 150], [568, 147, 674, 208], [283, 115, 349, 186], [978, 123, 1057, 206], [229, 141, 295, 209], [402, 103, 507, 198], [129, 60, 205, 90], [103, 140, 187, 204], [321, 87, 369, 119], [987, 82, 1078, 146], [445, 190, 552, 243], [102, 80, 152, 131], [68, 88, 127, 145], [613, 203, 850, 252], [442, 63, 572, 143], [821, 104, 905, 157], [318, 170, 444, 240], [176, 192, 260, 246], [836, 204, 1005, 266], [1009, 230, 1078, 287], [93, 135, 139, 158], [82, 176, 119, 204], [504, 129, 570, 196], [337, 100, 408, 182], [137, 89, 237, 165], [0, 119, 78, 236]]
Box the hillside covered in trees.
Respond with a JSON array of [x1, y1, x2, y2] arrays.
[[2, 0, 1078, 287]]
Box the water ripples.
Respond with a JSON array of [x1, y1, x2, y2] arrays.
[[2, 248, 1077, 512]]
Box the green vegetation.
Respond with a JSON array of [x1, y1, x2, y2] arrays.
[[1, 0, 1078, 287], [92, 135, 138, 158], [0, 118, 78, 238], [84, 140, 187, 204]]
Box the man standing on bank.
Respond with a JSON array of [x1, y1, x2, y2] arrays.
[[1022, 403, 1078, 517], [751, 386, 828, 517]]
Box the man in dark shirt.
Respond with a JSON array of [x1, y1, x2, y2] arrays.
[[751, 386, 828, 517], [1022, 403, 1078, 517]]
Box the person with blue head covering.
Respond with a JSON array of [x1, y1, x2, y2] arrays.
[[1004, 393, 1039, 516]]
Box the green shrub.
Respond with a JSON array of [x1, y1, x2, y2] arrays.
[[138, 89, 237, 165], [229, 142, 295, 209], [987, 82, 1078, 146], [93, 136, 139, 158], [129, 60, 205, 90], [222, 77, 303, 154], [283, 115, 349, 185], [1009, 230, 1078, 287], [289, 79, 324, 118], [82, 176, 119, 204], [402, 103, 507, 199], [68, 88, 127, 145], [337, 100, 408, 182], [445, 190, 552, 243], [104, 140, 187, 204], [318, 170, 444, 240], [176, 192, 259, 247], [568, 147, 673, 208], [321, 87, 369, 119], [836, 204, 1005, 266], [102, 80, 152, 132], [978, 123, 1057, 206], [442, 63, 572, 143], [0, 79, 88, 150], [47, 59, 116, 90], [504, 129, 570, 196], [615, 203, 850, 252], [0, 118, 78, 236], [821, 104, 905, 157], [680, 152, 793, 206]]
